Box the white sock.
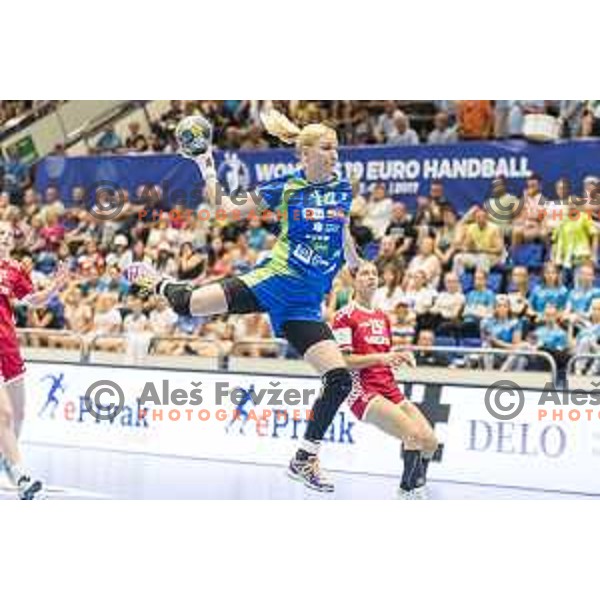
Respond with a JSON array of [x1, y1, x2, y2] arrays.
[[4, 461, 29, 485], [299, 439, 320, 455]]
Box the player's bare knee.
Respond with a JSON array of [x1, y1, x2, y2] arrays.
[[0, 402, 14, 429]]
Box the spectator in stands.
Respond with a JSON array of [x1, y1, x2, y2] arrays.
[[91, 292, 123, 352], [531, 303, 569, 373], [95, 126, 122, 153], [461, 269, 495, 337], [529, 262, 569, 321], [453, 207, 503, 277], [363, 183, 394, 239], [456, 100, 493, 140], [96, 264, 130, 298], [242, 124, 269, 150], [148, 296, 179, 355], [563, 263, 600, 328], [559, 101, 585, 138], [414, 330, 450, 367], [26, 278, 66, 347], [427, 112, 457, 144], [38, 209, 66, 252], [583, 175, 599, 202], [206, 236, 232, 279], [105, 234, 133, 271], [391, 299, 417, 346], [493, 101, 510, 139], [434, 204, 463, 268], [0, 191, 11, 220], [374, 235, 404, 275], [507, 266, 535, 327], [385, 202, 418, 259], [125, 121, 147, 150], [22, 188, 40, 222], [404, 270, 437, 327], [375, 101, 399, 143], [551, 200, 598, 273], [153, 241, 178, 277], [246, 214, 268, 251], [40, 185, 65, 224], [386, 112, 420, 146], [407, 236, 442, 288], [572, 298, 600, 375], [429, 180, 453, 211], [486, 176, 519, 236], [582, 101, 600, 137], [60, 284, 94, 350], [508, 101, 546, 138], [373, 264, 405, 312], [430, 271, 465, 339], [414, 195, 443, 239], [2, 147, 30, 200], [481, 295, 528, 370], [176, 241, 205, 281], [512, 173, 548, 247]]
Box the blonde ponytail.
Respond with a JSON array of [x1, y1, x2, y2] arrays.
[[260, 107, 336, 149], [260, 108, 301, 145]]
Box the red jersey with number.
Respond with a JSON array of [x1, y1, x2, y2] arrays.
[[332, 303, 404, 418], [0, 259, 33, 354]]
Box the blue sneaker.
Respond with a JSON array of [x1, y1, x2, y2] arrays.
[[288, 456, 334, 493]]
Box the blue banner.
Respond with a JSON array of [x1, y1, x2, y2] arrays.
[[35, 140, 600, 214]]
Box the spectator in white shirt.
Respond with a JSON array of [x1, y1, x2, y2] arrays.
[[387, 112, 420, 146], [363, 183, 394, 239], [373, 264, 405, 312], [427, 112, 458, 144], [407, 236, 442, 289]]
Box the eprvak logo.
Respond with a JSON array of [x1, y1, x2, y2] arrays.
[[38, 372, 150, 429], [224, 384, 356, 445]]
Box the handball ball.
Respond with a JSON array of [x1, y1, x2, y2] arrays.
[[175, 115, 213, 157]]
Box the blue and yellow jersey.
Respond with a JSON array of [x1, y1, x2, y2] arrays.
[[250, 170, 353, 295]]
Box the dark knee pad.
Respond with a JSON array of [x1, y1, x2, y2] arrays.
[[161, 282, 194, 317], [305, 367, 353, 442]]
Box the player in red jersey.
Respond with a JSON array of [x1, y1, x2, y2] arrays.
[[0, 220, 69, 499], [332, 262, 438, 499]]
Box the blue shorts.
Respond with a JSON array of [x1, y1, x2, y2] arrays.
[[238, 266, 324, 336]]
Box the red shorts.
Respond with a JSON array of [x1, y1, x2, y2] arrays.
[[0, 349, 26, 385], [347, 371, 405, 421]]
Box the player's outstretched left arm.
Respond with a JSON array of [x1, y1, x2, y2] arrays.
[[343, 225, 362, 274], [22, 264, 70, 308]]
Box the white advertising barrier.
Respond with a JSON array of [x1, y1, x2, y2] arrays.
[[21, 362, 600, 495]]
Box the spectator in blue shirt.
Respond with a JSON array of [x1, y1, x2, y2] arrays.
[[462, 269, 495, 337], [564, 263, 600, 327], [572, 298, 600, 375], [481, 295, 528, 370], [529, 262, 568, 319], [531, 303, 570, 373], [247, 215, 268, 251]]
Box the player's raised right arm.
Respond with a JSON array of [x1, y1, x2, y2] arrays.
[[194, 150, 263, 218]]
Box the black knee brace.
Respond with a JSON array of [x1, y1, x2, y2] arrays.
[[304, 367, 353, 442], [160, 282, 194, 317]]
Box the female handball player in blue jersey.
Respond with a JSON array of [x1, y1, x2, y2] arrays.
[[127, 109, 362, 492]]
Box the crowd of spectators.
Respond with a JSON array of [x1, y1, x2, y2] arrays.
[[89, 100, 600, 157], [2, 168, 599, 377], [3, 99, 600, 374]]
